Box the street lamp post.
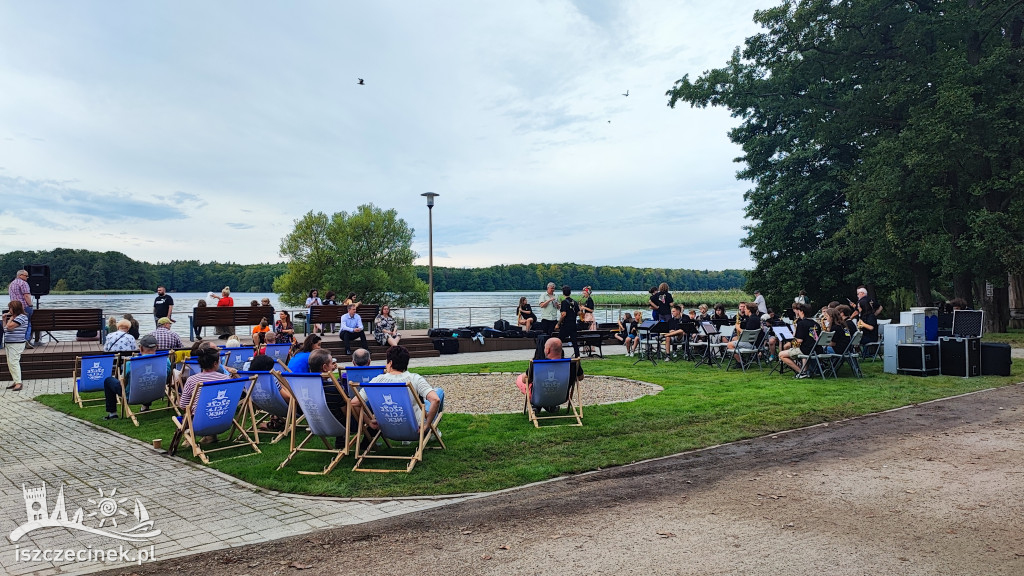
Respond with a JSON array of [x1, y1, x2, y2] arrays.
[[421, 192, 439, 329]]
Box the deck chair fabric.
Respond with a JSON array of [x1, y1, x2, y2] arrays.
[[344, 365, 386, 390], [524, 358, 583, 427], [73, 354, 117, 408], [170, 377, 260, 464], [238, 370, 295, 444], [262, 343, 293, 367], [120, 352, 177, 426], [352, 378, 446, 473], [274, 371, 356, 475], [221, 347, 252, 371]]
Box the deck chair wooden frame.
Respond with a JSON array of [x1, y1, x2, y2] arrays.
[[119, 352, 179, 426], [274, 371, 366, 475], [523, 358, 583, 428], [351, 380, 446, 473], [237, 371, 296, 444], [169, 377, 260, 464], [72, 353, 117, 408], [797, 331, 836, 379]]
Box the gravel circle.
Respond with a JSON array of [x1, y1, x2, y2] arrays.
[[427, 373, 663, 414]]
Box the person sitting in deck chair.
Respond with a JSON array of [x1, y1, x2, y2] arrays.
[[354, 345, 444, 434], [515, 337, 584, 410], [101, 334, 171, 420]]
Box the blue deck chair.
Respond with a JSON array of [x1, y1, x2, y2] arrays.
[[524, 358, 583, 428], [221, 347, 252, 371], [274, 371, 357, 475], [119, 351, 177, 426], [169, 377, 260, 464], [344, 365, 385, 388], [263, 343, 293, 369], [351, 379, 446, 473], [238, 370, 297, 444], [72, 354, 117, 408]]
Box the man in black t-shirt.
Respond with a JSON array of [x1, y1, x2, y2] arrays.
[[557, 285, 581, 358], [153, 286, 175, 328], [850, 286, 879, 347], [780, 302, 819, 378]]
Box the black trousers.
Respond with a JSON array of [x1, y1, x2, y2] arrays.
[[341, 330, 368, 352], [103, 377, 151, 413], [561, 329, 580, 357], [540, 319, 556, 336]]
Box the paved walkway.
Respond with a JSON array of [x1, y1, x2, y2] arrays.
[[0, 347, 578, 576]]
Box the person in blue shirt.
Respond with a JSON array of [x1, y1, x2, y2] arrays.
[[287, 334, 322, 373], [339, 304, 368, 356]]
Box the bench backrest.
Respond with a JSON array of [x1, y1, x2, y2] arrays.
[[31, 308, 104, 331], [192, 306, 275, 329]]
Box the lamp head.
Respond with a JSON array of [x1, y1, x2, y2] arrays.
[[421, 192, 439, 208]]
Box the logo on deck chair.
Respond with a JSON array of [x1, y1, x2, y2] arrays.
[[378, 393, 407, 424], [9, 483, 161, 543], [539, 370, 560, 393], [86, 361, 106, 381], [205, 389, 232, 419]]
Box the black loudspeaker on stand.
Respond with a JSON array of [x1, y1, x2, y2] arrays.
[[26, 264, 50, 296]]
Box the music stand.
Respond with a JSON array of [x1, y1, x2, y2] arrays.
[[768, 325, 795, 375], [633, 319, 668, 366], [694, 322, 724, 367]]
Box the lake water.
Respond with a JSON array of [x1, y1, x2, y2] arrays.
[[1, 291, 646, 342]]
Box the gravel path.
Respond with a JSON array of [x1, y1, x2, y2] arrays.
[[428, 373, 662, 414]]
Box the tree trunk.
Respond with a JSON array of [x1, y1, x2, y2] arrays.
[[975, 279, 1010, 334], [911, 262, 932, 306], [1008, 273, 1024, 329], [953, 273, 974, 309]]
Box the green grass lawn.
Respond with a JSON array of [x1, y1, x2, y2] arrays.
[[983, 329, 1024, 348], [36, 355, 1021, 498]]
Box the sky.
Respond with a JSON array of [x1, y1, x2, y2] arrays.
[[0, 0, 778, 270]]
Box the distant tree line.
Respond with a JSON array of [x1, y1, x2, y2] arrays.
[[0, 249, 286, 293], [414, 264, 746, 292]]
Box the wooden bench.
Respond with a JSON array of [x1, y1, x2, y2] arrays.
[[28, 308, 104, 342], [305, 304, 380, 335], [189, 306, 275, 341]]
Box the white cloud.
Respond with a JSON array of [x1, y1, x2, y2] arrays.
[[0, 0, 775, 269]]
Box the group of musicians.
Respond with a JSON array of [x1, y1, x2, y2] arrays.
[[612, 285, 880, 376]]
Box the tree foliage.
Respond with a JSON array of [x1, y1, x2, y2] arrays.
[[0, 249, 286, 292], [275, 204, 428, 307], [667, 0, 1024, 330]]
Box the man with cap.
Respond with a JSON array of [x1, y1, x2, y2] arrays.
[[101, 334, 172, 420], [753, 290, 768, 315], [150, 317, 184, 350]]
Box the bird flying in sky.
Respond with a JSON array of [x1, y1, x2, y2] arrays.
[[622, 90, 629, 97], [357, 78, 365, 85]]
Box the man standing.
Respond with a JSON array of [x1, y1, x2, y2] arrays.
[[8, 269, 33, 346], [153, 286, 175, 328], [558, 285, 581, 358], [150, 317, 184, 350], [537, 282, 560, 336], [753, 290, 768, 315], [339, 304, 368, 355]]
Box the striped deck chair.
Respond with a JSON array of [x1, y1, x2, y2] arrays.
[[274, 371, 357, 475], [221, 347, 252, 371], [351, 379, 446, 473], [238, 370, 296, 444], [169, 377, 260, 464], [119, 351, 178, 426], [524, 358, 583, 428], [72, 354, 117, 408], [262, 343, 293, 369]]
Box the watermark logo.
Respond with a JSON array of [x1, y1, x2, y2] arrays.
[[9, 483, 161, 543]]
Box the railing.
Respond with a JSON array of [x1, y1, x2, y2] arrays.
[[390, 305, 626, 331]]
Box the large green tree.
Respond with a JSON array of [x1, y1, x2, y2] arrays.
[[275, 204, 428, 307], [667, 0, 1024, 330]]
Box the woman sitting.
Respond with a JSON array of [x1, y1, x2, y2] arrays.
[[104, 319, 137, 352], [123, 313, 140, 339], [305, 289, 323, 334], [252, 317, 270, 344], [614, 312, 638, 356], [178, 344, 238, 444], [374, 305, 401, 347], [275, 311, 296, 344], [516, 296, 537, 332], [287, 334, 322, 373]]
